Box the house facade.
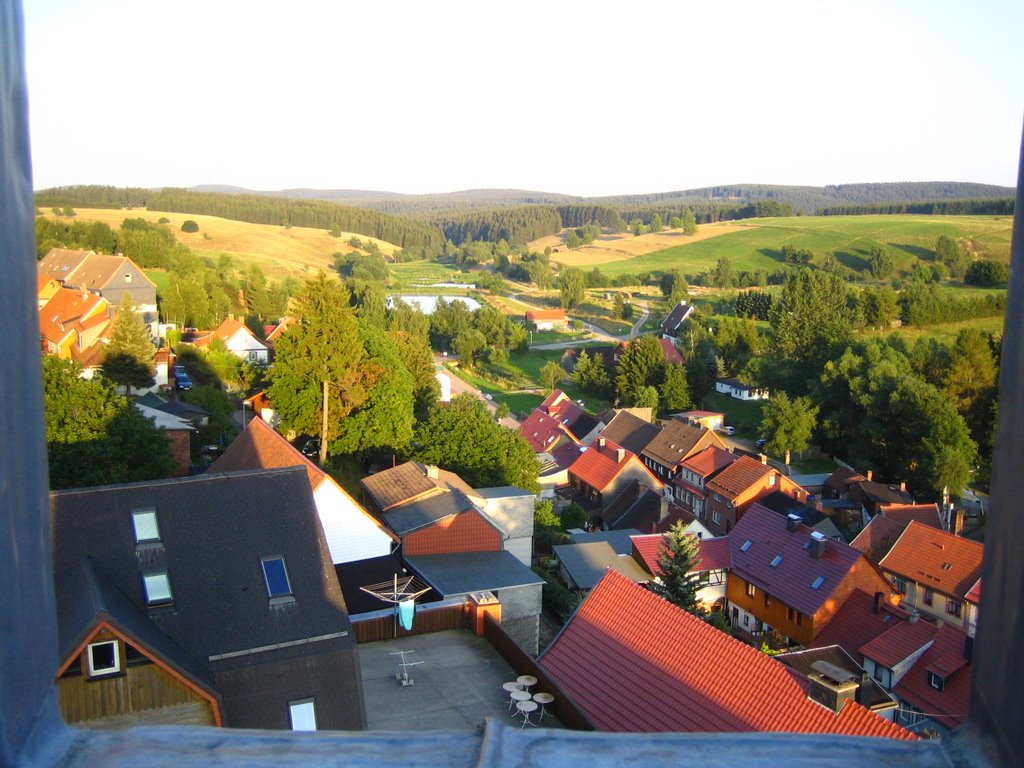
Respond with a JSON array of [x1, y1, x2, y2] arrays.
[[50, 468, 366, 731], [567, 438, 663, 513], [193, 317, 270, 364], [525, 308, 568, 331], [639, 419, 726, 483], [715, 377, 769, 401], [702, 455, 809, 536]]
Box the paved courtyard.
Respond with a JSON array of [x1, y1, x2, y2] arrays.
[[358, 629, 561, 731]]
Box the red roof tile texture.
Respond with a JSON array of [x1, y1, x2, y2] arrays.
[[402, 510, 503, 556], [879, 521, 984, 600], [879, 504, 943, 529], [705, 455, 774, 500], [850, 515, 908, 565], [569, 440, 656, 492], [631, 534, 731, 576], [540, 570, 914, 739], [893, 623, 972, 729], [859, 619, 937, 669], [809, 589, 910, 664]]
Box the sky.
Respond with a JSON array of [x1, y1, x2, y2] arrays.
[[22, 0, 1024, 197]]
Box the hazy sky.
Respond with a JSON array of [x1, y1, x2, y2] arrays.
[[23, 0, 1024, 196]]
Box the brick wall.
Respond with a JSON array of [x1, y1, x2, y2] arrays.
[[403, 510, 503, 556]]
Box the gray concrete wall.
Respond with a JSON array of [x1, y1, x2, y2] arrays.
[[503, 536, 532, 567], [496, 584, 542, 655]]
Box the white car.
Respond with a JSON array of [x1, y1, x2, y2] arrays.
[[720, 426, 736, 436]]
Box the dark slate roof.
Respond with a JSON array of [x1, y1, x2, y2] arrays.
[[334, 554, 438, 616], [153, 400, 209, 419], [567, 528, 645, 555], [567, 411, 600, 441], [50, 467, 354, 663], [57, 557, 217, 695], [553, 541, 651, 590], [729, 504, 865, 618], [405, 551, 544, 596], [661, 301, 693, 333], [774, 645, 896, 712], [381, 490, 478, 536], [599, 411, 662, 455], [612, 487, 663, 532]]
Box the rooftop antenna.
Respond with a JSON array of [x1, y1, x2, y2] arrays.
[[388, 649, 424, 687]]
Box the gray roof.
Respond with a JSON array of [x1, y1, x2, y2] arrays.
[[553, 541, 651, 590], [599, 411, 661, 456], [51, 467, 353, 662], [405, 551, 543, 596], [774, 645, 897, 711], [134, 402, 195, 432], [567, 529, 644, 556], [382, 490, 479, 535], [472, 486, 534, 500]]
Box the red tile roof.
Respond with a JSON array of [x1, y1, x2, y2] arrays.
[[569, 440, 658, 493], [658, 337, 684, 365], [859, 618, 937, 669], [678, 445, 737, 480], [809, 589, 910, 664], [879, 504, 943, 529], [518, 408, 572, 452], [965, 578, 981, 605], [730, 504, 867, 618], [641, 420, 720, 469], [630, 534, 731, 576], [825, 467, 867, 493], [893, 623, 972, 729], [526, 309, 566, 321], [879, 521, 984, 600], [705, 455, 774, 501], [540, 570, 914, 738], [850, 514, 908, 565]]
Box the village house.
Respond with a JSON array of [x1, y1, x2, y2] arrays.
[[37, 279, 111, 361], [660, 300, 695, 341], [639, 418, 726, 482], [539, 570, 913, 739], [524, 308, 568, 331], [38, 248, 158, 335], [566, 438, 664, 518], [211, 417, 398, 565], [715, 376, 769, 401], [50, 467, 366, 731], [726, 504, 899, 646], [702, 454, 808, 536], [191, 317, 270, 364], [631, 533, 732, 612]]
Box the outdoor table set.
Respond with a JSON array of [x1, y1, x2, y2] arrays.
[[503, 675, 554, 728]]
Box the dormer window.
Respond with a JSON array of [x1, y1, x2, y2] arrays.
[[142, 571, 173, 606], [87, 640, 121, 678], [262, 556, 294, 603], [131, 508, 160, 544], [928, 672, 946, 691]]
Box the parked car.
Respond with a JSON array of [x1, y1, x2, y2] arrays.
[[755, 438, 767, 450], [173, 365, 193, 391], [300, 438, 320, 459], [720, 425, 736, 436]]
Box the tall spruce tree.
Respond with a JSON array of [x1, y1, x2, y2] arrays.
[[101, 294, 155, 393], [649, 521, 703, 616]]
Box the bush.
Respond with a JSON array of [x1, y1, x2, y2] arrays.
[[533, 567, 581, 622], [964, 259, 1008, 287], [559, 502, 587, 530], [181, 220, 200, 233]]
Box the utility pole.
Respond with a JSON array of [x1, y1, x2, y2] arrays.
[[320, 379, 329, 466]]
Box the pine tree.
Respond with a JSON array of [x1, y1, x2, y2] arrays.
[[101, 294, 155, 394], [649, 521, 703, 616]]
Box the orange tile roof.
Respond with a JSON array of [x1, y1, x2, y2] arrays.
[[850, 514, 908, 565], [526, 309, 566, 321], [879, 521, 983, 600], [678, 445, 736, 479], [631, 534, 731, 576], [705, 455, 774, 500], [859, 618, 937, 669], [965, 578, 982, 604], [892, 623, 972, 729], [809, 589, 910, 664], [569, 440, 660, 493], [879, 504, 943, 529], [540, 570, 914, 738]]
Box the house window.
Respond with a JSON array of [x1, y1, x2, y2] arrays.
[[900, 706, 925, 726], [871, 664, 892, 689], [142, 571, 173, 606], [262, 556, 293, 602], [248, 351, 260, 361], [123, 273, 132, 283], [87, 640, 120, 677], [289, 699, 317, 731], [928, 672, 946, 691], [893, 577, 907, 595], [764, 594, 771, 608], [131, 508, 160, 544], [947, 598, 962, 617], [923, 588, 934, 606], [745, 582, 756, 598], [712, 510, 721, 525]]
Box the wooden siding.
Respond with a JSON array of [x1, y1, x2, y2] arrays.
[[402, 510, 502, 556], [59, 661, 215, 728], [352, 603, 468, 644]]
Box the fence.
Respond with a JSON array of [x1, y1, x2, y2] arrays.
[[351, 601, 468, 644], [483, 613, 594, 731]]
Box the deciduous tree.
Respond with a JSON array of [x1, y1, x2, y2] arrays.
[[540, 361, 564, 392], [557, 267, 586, 309], [759, 391, 819, 465]]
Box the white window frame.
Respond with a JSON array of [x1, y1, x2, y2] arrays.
[[87, 640, 121, 677], [289, 699, 317, 731]]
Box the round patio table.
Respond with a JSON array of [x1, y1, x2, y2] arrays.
[[515, 699, 539, 728], [532, 692, 554, 720], [516, 674, 538, 690]]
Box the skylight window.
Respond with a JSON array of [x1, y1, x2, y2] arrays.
[[262, 556, 293, 601], [131, 508, 160, 544], [740, 540, 752, 552], [142, 571, 173, 605], [810, 576, 825, 590], [770, 555, 783, 568]]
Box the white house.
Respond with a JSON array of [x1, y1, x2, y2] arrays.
[[194, 317, 270, 364], [715, 377, 770, 401]]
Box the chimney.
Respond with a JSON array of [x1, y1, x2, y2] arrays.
[[760, 454, 768, 465], [810, 531, 827, 559], [660, 495, 670, 522], [953, 507, 965, 536], [899, 481, 907, 493], [599, 437, 606, 449], [865, 470, 873, 481], [808, 661, 859, 714], [786, 513, 801, 532], [856, 671, 874, 707], [908, 610, 919, 624], [616, 447, 625, 463], [872, 591, 884, 614], [426, 465, 439, 480]]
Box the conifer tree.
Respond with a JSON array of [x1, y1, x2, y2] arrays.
[[649, 521, 703, 616], [101, 294, 155, 394]]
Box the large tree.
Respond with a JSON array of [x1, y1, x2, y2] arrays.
[[268, 273, 375, 464], [43, 357, 174, 489], [101, 294, 155, 393], [615, 335, 664, 405], [557, 267, 586, 309], [659, 362, 692, 413], [648, 521, 703, 616], [409, 395, 540, 493], [759, 391, 819, 465]]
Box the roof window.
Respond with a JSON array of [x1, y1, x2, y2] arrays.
[[811, 576, 825, 590], [740, 540, 752, 552], [770, 555, 783, 568], [142, 571, 173, 605], [262, 556, 294, 603], [131, 507, 160, 544]]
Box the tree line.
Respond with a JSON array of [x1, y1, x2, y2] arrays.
[[819, 198, 1014, 216]]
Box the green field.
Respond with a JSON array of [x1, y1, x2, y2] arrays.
[[594, 215, 1014, 280]]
